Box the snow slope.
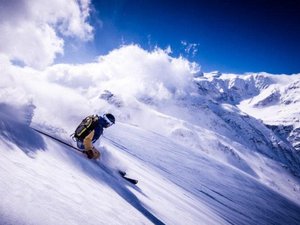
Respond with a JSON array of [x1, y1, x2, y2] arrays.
[[1, 45, 300, 225]]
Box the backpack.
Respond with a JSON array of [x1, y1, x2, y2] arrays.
[[72, 115, 99, 141]]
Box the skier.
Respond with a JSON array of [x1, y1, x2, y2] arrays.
[[34, 113, 137, 184], [74, 113, 115, 159]]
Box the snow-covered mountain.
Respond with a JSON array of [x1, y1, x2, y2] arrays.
[[196, 72, 300, 152], [1, 45, 300, 225]]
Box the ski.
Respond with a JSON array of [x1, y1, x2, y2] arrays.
[[119, 171, 138, 185]]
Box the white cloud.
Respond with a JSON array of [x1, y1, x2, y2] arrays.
[[0, 22, 64, 69], [0, 0, 93, 69]]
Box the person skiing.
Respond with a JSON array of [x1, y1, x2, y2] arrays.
[[73, 113, 115, 159]]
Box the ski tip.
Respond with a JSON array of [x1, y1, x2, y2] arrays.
[[118, 170, 138, 185], [118, 170, 126, 176], [132, 180, 138, 185], [126, 178, 138, 185]]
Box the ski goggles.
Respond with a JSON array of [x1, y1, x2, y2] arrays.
[[103, 114, 114, 127]]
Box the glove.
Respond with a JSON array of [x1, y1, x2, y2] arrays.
[[84, 147, 100, 159], [84, 149, 94, 159]]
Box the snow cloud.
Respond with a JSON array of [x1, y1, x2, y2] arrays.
[[0, 44, 200, 129], [45, 45, 200, 101], [0, 0, 93, 69]]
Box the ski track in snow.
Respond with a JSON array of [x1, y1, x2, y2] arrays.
[[1, 103, 300, 225]]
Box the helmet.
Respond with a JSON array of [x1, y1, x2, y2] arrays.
[[103, 113, 115, 127]]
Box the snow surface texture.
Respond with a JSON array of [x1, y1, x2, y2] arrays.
[[1, 45, 300, 225]]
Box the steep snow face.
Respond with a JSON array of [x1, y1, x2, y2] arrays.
[[1, 45, 300, 224]]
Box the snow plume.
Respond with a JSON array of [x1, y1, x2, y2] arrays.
[[46, 45, 199, 101], [0, 44, 200, 132], [0, 0, 93, 69]]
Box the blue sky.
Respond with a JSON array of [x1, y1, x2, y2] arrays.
[[59, 0, 300, 74]]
